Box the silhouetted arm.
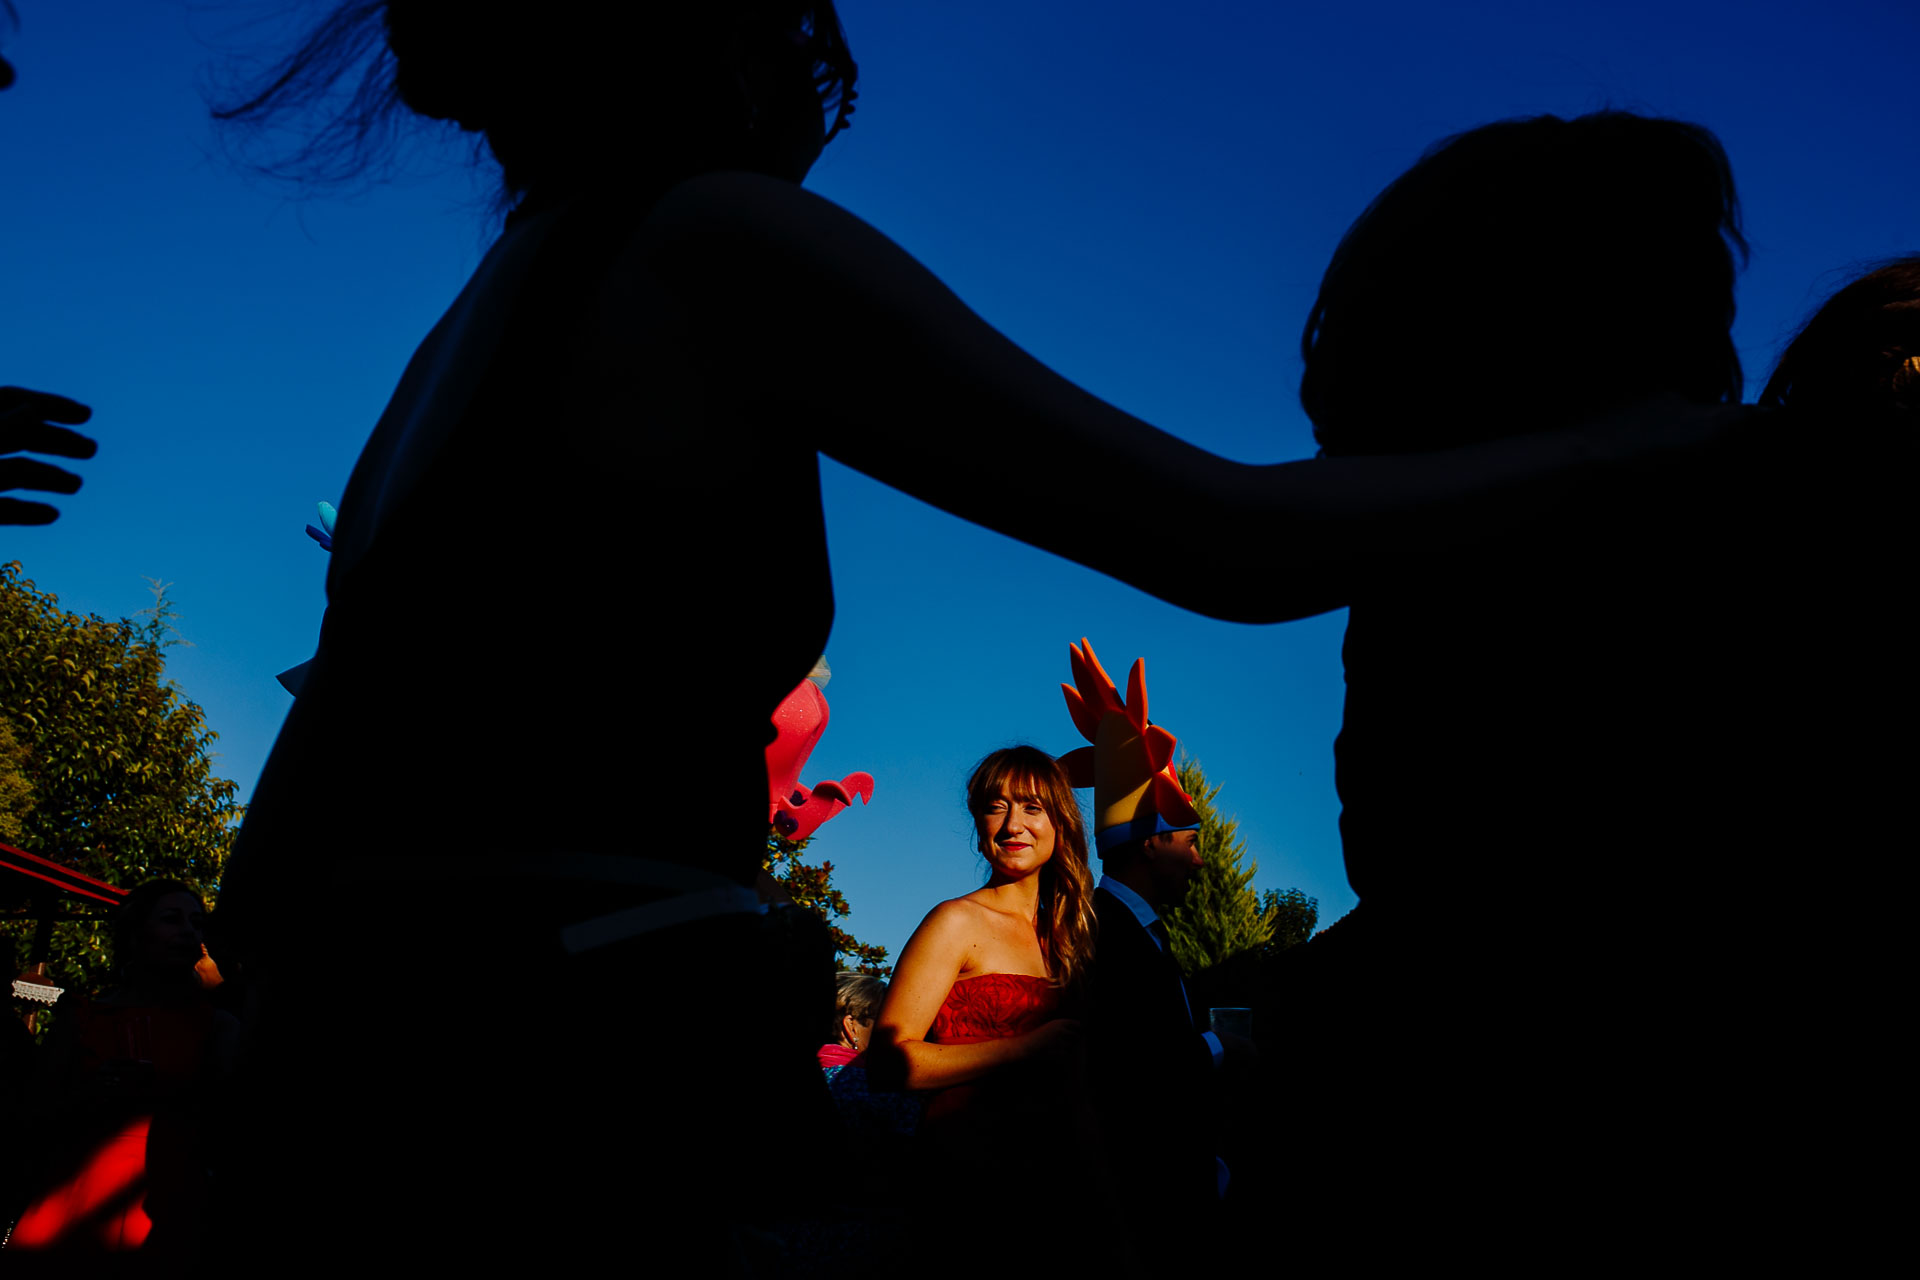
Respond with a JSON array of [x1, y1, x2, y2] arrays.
[[643, 173, 1757, 622]]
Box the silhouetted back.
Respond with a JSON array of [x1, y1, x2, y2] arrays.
[[1285, 112, 1907, 1257]]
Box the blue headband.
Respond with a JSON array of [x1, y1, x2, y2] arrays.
[[1095, 812, 1200, 856]]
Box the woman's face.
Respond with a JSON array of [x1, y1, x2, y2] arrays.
[[976, 783, 1057, 880], [138, 892, 207, 971]]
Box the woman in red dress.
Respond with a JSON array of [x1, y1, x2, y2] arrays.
[[873, 747, 1092, 1110], [870, 746, 1111, 1266]]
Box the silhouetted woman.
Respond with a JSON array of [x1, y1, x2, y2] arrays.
[[1281, 112, 1903, 1264], [208, 8, 1760, 1268]]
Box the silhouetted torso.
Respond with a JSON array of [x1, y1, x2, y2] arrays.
[[213, 188, 839, 1268], [1297, 424, 1907, 1256], [227, 191, 831, 934], [1337, 432, 1901, 957]]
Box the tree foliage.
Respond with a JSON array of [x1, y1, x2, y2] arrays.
[[1260, 887, 1320, 955], [764, 827, 890, 975], [1161, 757, 1317, 977], [0, 718, 33, 846], [1, 562, 242, 1008]]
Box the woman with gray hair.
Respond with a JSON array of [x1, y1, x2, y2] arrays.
[[819, 972, 885, 1077]]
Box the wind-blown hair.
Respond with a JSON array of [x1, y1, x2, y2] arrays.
[[1762, 256, 1920, 422], [1302, 111, 1747, 456], [966, 746, 1097, 998], [213, 1, 857, 198]]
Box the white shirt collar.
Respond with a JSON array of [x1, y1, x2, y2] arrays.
[[1098, 875, 1160, 934]]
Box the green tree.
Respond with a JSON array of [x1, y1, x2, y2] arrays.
[[1161, 757, 1316, 976], [764, 827, 890, 975], [1260, 887, 1319, 954], [1, 562, 242, 1013], [0, 717, 34, 845]]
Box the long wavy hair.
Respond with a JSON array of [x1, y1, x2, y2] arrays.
[[965, 746, 1097, 997]]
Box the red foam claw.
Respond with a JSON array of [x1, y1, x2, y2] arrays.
[[1079, 639, 1124, 713], [1068, 641, 1093, 700], [1062, 684, 1103, 743], [839, 771, 875, 805], [784, 795, 848, 842], [1144, 724, 1176, 774], [1126, 659, 1149, 730], [1153, 770, 1199, 829], [1059, 746, 1097, 788]]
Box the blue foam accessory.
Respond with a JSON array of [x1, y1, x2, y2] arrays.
[[1095, 811, 1201, 854]]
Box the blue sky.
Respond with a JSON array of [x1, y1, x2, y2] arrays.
[[5, 1, 1915, 964]]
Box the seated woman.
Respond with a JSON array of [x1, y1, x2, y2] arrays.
[[819, 971, 884, 1078], [13, 880, 237, 1264], [1276, 111, 1901, 1260], [815, 972, 919, 1225]]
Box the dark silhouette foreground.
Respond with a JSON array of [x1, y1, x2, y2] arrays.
[[206, 6, 1776, 1273], [1269, 113, 1907, 1266]]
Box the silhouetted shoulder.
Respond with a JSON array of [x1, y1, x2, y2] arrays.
[[645, 170, 875, 253]]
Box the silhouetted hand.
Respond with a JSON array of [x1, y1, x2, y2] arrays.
[[1, 386, 96, 525]]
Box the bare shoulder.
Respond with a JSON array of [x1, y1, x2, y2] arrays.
[[915, 895, 991, 940]]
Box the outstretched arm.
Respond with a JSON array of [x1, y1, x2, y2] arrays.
[[867, 901, 1076, 1092], [643, 173, 1757, 623]]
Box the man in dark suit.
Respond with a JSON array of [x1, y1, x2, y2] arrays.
[[1090, 829, 1228, 1252], [1057, 640, 1234, 1265]]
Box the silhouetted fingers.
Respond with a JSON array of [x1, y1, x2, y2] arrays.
[[1, 388, 98, 458], [0, 456, 84, 495], [1, 386, 94, 425], [0, 497, 61, 526], [0, 419, 98, 459]]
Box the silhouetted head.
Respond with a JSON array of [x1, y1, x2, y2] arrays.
[[1301, 112, 1747, 456], [965, 745, 1097, 993], [1762, 257, 1920, 424], [218, 1, 857, 199], [112, 879, 208, 982], [1102, 828, 1203, 911]]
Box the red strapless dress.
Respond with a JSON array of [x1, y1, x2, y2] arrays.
[[922, 973, 1058, 1126]]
